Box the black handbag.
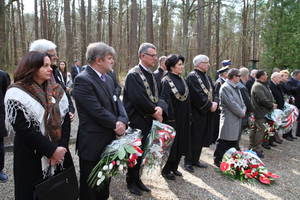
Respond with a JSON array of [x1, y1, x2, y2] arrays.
[[33, 164, 78, 200]]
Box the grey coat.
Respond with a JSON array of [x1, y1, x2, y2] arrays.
[[219, 80, 246, 141]]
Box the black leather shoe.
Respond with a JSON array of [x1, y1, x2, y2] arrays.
[[127, 182, 142, 196], [214, 161, 220, 168], [256, 151, 264, 158], [285, 137, 294, 141], [184, 164, 194, 173], [262, 142, 271, 149], [275, 140, 282, 144], [269, 142, 277, 147], [136, 180, 150, 192], [192, 161, 208, 168], [172, 170, 182, 176], [292, 136, 298, 139], [162, 172, 175, 180]]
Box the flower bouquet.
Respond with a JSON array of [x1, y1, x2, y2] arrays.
[[88, 128, 143, 190], [141, 120, 176, 173], [263, 120, 275, 143], [278, 102, 299, 134], [217, 148, 278, 185], [242, 114, 254, 134]]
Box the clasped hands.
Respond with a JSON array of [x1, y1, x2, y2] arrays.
[[114, 121, 126, 137], [152, 106, 163, 123], [49, 147, 67, 166]]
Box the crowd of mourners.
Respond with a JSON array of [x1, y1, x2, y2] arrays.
[[0, 39, 299, 200]]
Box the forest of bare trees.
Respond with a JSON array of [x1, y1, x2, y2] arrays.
[[1, 0, 299, 79]]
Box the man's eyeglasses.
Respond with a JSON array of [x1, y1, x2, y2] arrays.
[[49, 53, 57, 58], [201, 62, 209, 64], [144, 53, 157, 59], [236, 75, 241, 77]]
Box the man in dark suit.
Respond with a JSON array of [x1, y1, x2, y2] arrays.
[[123, 43, 168, 196], [246, 69, 257, 93], [236, 67, 255, 150], [269, 72, 284, 145], [0, 70, 10, 182], [73, 42, 128, 200], [153, 56, 167, 80], [286, 70, 300, 138], [71, 59, 82, 80]]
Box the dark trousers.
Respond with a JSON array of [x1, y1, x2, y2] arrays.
[[0, 137, 4, 171], [214, 139, 237, 164], [296, 120, 300, 136], [283, 130, 293, 138], [79, 158, 110, 200], [184, 148, 202, 165], [126, 155, 142, 184], [162, 158, 181, 174]]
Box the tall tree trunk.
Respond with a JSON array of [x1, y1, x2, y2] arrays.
[[242, 0, 248, 67], [129, 0, 137, 69], [34, 0, 38, 39], [252, 0, 256, 60], [115, 0, 123, 78], [197, 0, 204, 54], [160, 0, 169, 56], [146, 0, 153, 43], [5, 3, 10, 67], [40, 0, 43, 38], [0, 0, 5, 69], [17, 0, 25, 54], [72, 0, 76, 58], [215, 0, 220, 71], [206, 0, 213, 57], [42, 0, 48, 39], [64, 0, 73, 67], [12, 4, 17, 65], [108, 0, 113, 45], [54, 0, 60, 49], [87, 0, 91, 44], [80, 0, 86, 64], [97, 0, 102, 41], [182, 0, 189, 75]]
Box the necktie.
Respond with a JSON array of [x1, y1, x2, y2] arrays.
[[101, 75, 106, 82]]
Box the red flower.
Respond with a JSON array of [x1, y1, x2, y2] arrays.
[[250, 164, 258, 168], [253, 171, 259, 178], [246, 173, 253, 179], [112, 160, 116, 166], [259, 176, 271, 184], [263, 139, 268, 143], [220, 162, 230, 171], [267, 172, 279, 179]]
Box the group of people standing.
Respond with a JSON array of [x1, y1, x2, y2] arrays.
[[1, 38, 299, 200]]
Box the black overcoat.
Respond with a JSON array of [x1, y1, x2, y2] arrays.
[[0, 70, 10, 138], [161, 73, 192, 160], [186, 69, 219, 149]]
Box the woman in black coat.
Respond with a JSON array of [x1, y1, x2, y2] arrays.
[[4, 51, 73, 199], [161, 54, 192, 180]]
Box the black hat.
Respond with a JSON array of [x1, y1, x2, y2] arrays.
[[221, 59, 231, 66], [217, 66, 229, 73]]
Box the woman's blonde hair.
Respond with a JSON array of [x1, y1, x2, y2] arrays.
[[280, 70, 289, 77]]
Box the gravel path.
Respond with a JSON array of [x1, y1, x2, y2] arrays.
[[2, 111, 300, 199]]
